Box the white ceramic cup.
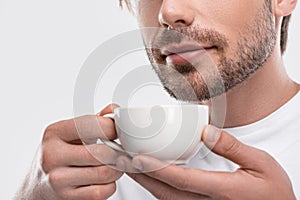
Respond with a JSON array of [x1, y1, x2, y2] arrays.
[[102, 105, 208, 165]]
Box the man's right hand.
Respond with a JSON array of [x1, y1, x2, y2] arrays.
[[15, 104, 124, 200]]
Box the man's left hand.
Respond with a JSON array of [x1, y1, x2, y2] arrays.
[[127, 125, 296, 200]]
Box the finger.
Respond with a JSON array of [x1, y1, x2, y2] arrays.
[[61, 183, 116, 200], [98, 104, 120, 116], [42, 143, 123, 172], [115, 155, 140, 173], [127, 172, 209, 200], [43, 115, 116, 143], [132, 155, 228, 195], [50, 166, 123, 188], [75, 115, 117, 143], [202, 125, 271, 171], [66, 144, 123, 166]]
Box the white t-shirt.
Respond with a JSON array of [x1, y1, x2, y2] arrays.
[[110, 91, 300, 199]]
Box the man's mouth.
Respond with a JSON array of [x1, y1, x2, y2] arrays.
[[161, 43, 217, 65]]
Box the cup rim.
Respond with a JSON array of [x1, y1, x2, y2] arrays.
[[113, 104, 208, 112]]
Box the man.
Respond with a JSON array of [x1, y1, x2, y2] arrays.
[[15, 0, 299, 199]]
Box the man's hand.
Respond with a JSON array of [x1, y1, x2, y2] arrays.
[[15, 104, 124, 200], [128, 125, 296, 200]]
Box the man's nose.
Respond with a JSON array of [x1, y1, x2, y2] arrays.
[[158, 0, 195, 29]]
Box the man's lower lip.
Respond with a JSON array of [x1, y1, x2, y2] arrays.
[[166, 49, 213, 65]]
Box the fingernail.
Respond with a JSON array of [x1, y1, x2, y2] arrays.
[[132, 159, 143, 171], [205, 125, 221, 143], [96, 112, 101, 116]]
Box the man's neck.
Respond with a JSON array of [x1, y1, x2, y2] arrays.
[[208, 51, 300, 128]]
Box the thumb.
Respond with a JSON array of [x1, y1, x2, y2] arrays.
[[202, 125, 268, 170]]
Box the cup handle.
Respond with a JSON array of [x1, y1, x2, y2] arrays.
[[100, 113, 126, 153], [100, 138, 126, 153], [103, 113, 115, 119]]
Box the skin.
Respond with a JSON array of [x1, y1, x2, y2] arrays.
[[127, 126, 296, 199], [15, 0, 299, 199], [144, 0, 277, 103], [137, 0, 299, 127], [125, 0, 299, 199], [15, 105, 128, 200]]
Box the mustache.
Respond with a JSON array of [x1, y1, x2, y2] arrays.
[[149, 26, 229, 51]]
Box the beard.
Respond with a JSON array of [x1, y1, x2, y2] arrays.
[[144, 0, 276, 102]]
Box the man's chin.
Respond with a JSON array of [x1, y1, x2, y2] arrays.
[[163, 86, 211, 103]]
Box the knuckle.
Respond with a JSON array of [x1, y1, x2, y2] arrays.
[[92, 189, 104, 200], [43, 119, 70, 142], [96, 166, 109, 180], [89, 144, 118, 164], [218, 192, 232, 200], [88, 145, 104, 161], [48, 170, 63, 190], [259, 150, 272, 160], [157, 190, 174, 200], [96, 167, 117, 182], [40, 121, 68, 173], [43, 123, 60, 141], [106, 183, 117, 197], [258, 150, 275, 165], [92, 184, 116, 200], [40, 145, 54, 173], [174, 178, 189, 190], [172, 171, 190, 190], [223, 139, 242, 156], [57, 189, 73, 200]]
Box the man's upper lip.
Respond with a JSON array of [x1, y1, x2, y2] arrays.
[[161, 43, 214, 56]]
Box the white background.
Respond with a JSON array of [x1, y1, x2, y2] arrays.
[[0, 1, 299, 199]]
